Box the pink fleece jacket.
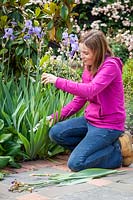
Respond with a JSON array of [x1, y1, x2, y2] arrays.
[[54, 56, 126, 131]]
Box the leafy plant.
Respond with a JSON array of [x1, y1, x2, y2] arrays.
[[125, 100, 133, 135], [0, 0, 78, 77], [0, 78, 22, 168], [0, 72, 75, 165], [123, 59, 133, 100], [122, 59, 133, 134], [42, 0, 78, 41], [110, 42, 129, 64], [42, 57, 81, 82]]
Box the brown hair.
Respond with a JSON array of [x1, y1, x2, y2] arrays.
[[80, 29, 113, 75]]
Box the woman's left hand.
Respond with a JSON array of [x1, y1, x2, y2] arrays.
[[41, 73, 58, 84]]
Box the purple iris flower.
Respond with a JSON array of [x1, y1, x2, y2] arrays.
[[28, 27, 35, 35], [38, 31, 45, 39], [71, 42, 79, 51], [36, 33, 42, 39], [70, 50, 75, 58], [62, 32, 69, 46], [70, 42, 79, 58], [25, 20, 32, 28], [34, 27, 41, 34], [22, 20, 33, 32], [34, 27, 43, 38], [10, 35, 15, 40], [4, 28, 13, 36], [69, 34, 78, 44], [62, 32, 68, 40], [3, 28, 15, 40], [69, 34, 79, 58], [70, 43, 79, 58], [63, 38, 69, 46]]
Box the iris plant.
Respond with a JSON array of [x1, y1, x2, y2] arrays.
[[23, 20, 43, 40], [62, 31, 79, 58]]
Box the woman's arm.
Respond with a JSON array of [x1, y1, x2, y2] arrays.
[[51, 95, 87, 121], [55, 61, 120, 100]]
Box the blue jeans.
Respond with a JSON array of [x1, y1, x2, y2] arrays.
[[49, 117, 123, 171]]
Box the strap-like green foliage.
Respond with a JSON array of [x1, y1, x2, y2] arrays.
[[8, 168, 125, 192], [0, 74, 73, 167]]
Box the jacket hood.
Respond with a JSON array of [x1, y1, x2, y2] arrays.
[[113, 57, 123, 72], [105, 56, 123, 72]]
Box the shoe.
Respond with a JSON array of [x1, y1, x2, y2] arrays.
[[119, 132, 133, 167], [119, 131, 133, 157], [122, 148, 133, 167]]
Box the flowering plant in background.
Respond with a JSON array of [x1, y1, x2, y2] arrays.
[[62, 31, 79, 58], [114, 31, 133, 59], [3, 20, 44, 42], [40, 30, 81, 81], [41, 53, 81, 82], [1, 17, 47, 77], [0, 0, 78, 78], [73, 0, 132, 60], [22, 20, 44, 40], [0, 0, 132, 79], [60, 31, 81, 74]]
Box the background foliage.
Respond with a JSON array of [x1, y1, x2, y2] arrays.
[[0, 0, 132, 76]]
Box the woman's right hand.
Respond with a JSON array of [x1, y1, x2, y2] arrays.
[[41, 73, 58, 85]]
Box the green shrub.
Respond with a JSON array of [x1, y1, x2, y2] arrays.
[[123, 59, 133, 101], [73, 0, 132, 62], [123, 59, 133, 134], [74, 0, 132, 34], [125, 100, 133, 135], [110, 42, 129, 64], [43, 58, 81, 82]]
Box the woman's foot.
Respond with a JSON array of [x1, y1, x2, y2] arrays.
[[122, 150, 133, 167], [119, 131, 133, 166]]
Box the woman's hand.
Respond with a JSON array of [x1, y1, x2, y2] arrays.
[[46, 116, 54, 126], [41, 73, 58, 84]]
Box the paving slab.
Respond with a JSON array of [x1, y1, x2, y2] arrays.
[[0, 155, 133, 200]]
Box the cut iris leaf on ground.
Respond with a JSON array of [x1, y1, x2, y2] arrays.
[[0, 172, 4, 180], [8, 168, 126, 192]]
